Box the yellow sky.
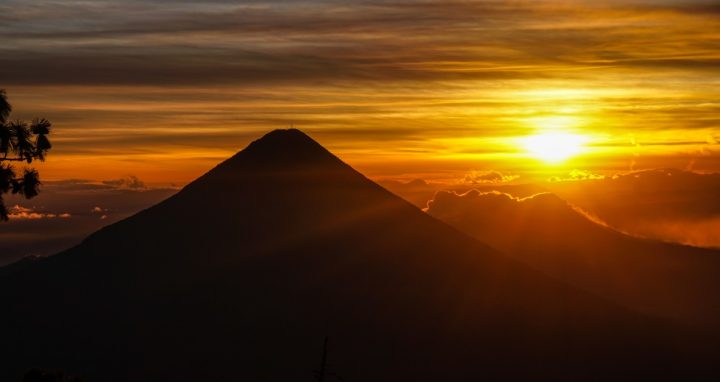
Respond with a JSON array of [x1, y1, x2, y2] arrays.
[[2, 0, 718, 184]]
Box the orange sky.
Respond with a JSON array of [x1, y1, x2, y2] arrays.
[[2, 0, 719, 185]]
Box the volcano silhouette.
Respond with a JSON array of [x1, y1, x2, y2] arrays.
[[427, 190, 720, 332], [1, 130, 717, 381]]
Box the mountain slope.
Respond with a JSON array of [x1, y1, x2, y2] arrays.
[[1, 130, 716, 381], [426, 190, 720, 331]]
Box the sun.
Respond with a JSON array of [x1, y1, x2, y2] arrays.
[[521, 132, 588, 163]]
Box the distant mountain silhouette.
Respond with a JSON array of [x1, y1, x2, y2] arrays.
[[427, 190, 720, 331], [1, 130, 717, 381]]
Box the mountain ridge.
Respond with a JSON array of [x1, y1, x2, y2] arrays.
[[427, 188, 720, 331]]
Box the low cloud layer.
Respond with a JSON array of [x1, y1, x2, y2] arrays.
[[462, 171, 519, 185], [0, 179, 177, 266], [7, 205, 72, 220], [421, 168, 720, 249], [426, 189, 565, 216], [101, 175, 147, 190]]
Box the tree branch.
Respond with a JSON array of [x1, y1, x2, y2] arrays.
[[0, 157, 28, 162]]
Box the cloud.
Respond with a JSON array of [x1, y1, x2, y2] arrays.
[[101, 176, 147, 190], [1, 0, 717, 86], [0, 0, 716, 181], [11, 205, 32, 214], [7, 205, 72, 220], [91, 206, 110, 220], [0, 0, 718, 190], [0, 178, 177, 266], [425, 189, 558, 212], [549, 169, 606, 182], [462, 171, 519, 185], [628, 217, 720, 249]]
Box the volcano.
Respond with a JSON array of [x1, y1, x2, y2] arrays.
[[1, 129, 716, 381], [426, 190, 720, 332]]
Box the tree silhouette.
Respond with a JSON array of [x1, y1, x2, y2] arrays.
[[0, 89, 52, 221]]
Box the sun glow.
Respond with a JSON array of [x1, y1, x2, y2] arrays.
[[521, 132, 588, 164]]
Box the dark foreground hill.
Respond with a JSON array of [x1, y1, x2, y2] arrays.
[[1, 130, 717, 381], [426, 190, 720, 332]]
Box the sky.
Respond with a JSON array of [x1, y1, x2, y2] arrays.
[[1, 0, 718, 185], [1, 0, 720, 264]]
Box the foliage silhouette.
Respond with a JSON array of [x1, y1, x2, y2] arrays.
[[0, 89, 52, 220]]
